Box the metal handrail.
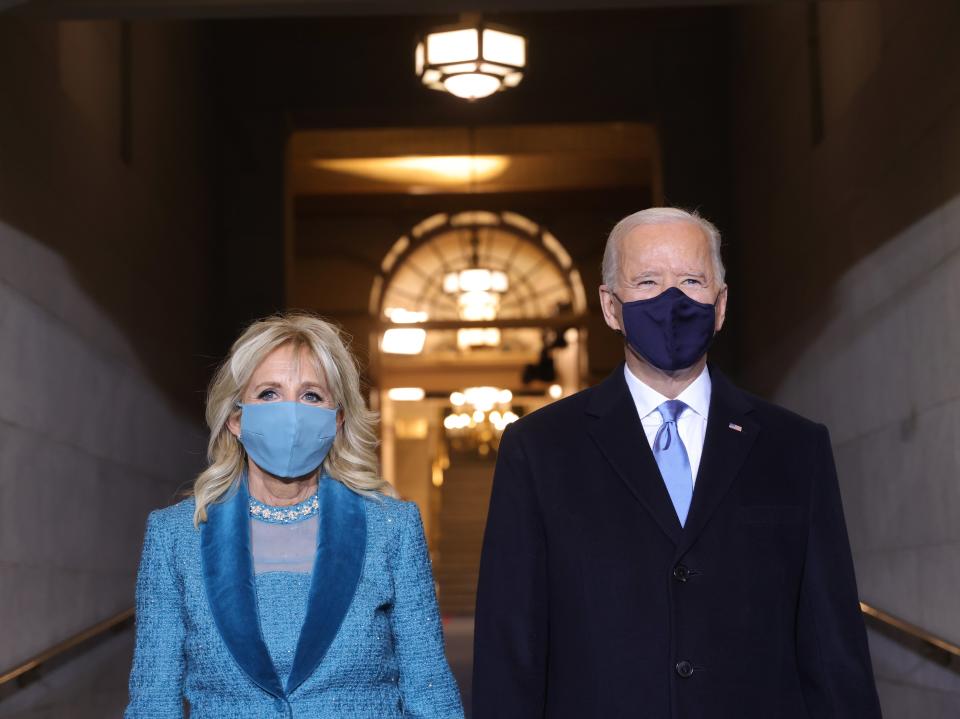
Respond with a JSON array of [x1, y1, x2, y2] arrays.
[[859, 601, 960, 663], [0, 601, 956, 694], [0, 607, 134, 689]]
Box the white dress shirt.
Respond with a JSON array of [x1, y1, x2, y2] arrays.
[[623, 364, 712, 485]]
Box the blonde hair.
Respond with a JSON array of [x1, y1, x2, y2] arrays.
[[191, 312, 392, 526]]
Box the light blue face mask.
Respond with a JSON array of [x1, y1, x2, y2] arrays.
[[238, 401, 338, 478]]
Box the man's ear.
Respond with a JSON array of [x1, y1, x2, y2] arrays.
[[599, 285, 623, 333], [714, 285, 728, 332]]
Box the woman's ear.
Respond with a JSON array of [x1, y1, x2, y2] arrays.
[[227, 403, 242, 438], [336, 407, 344, 431]]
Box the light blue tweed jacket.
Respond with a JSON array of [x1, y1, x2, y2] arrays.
[[125, 476, 464, 718]]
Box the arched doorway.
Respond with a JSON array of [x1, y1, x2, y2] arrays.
[[371, 210, 586, 615]]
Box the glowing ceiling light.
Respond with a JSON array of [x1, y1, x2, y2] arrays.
[[387, 387, 426, 401], [384, 307, 428, 323], [548, 383, 563, 399], [314, 155, 509, 186], [458, 290, 499, 322], [457, 327, 501, 350], [416, 19, 526, 101], [381, 328, 426, 355], [463, 386, 506, 412]]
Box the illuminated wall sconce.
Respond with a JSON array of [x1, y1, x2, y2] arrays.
[[416, 17, 527, 100]]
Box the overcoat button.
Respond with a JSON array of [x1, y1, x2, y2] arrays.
[[672, 564, 690, 582], [676, 660, 694, 678]]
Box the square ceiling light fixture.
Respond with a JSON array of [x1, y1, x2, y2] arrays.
[[416, 16, 526, 100]]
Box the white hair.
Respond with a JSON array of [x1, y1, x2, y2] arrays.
[[601, 207, 725, 290]]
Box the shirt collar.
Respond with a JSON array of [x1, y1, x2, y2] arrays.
[[623, 363, 712, 422]]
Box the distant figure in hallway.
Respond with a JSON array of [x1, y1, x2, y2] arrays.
[[126, 313, 463, 718], [473, 208, 882, 718]]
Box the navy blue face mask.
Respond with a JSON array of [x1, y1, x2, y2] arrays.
[[613, 286, 717, 371]]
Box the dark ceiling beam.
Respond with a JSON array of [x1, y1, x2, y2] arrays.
[[14, 0, 788, 20]]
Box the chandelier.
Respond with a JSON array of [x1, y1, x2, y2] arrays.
[[415, 16, 527, 100], [444, 230, 510, 350], [443, 386, 519, 455]]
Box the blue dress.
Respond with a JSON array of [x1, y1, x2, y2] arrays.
[[125, 476, 464, 718]]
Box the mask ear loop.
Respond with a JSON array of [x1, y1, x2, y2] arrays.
[[233, 401, 243, 441], [607, 290, 626, 338]]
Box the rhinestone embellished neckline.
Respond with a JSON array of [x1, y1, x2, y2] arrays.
[[249, 492, 319, 524]]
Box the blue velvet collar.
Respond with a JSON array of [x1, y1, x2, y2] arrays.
[[200, 473, 368, 698]]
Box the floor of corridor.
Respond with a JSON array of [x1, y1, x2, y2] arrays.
[[444, 617, 475, 718]]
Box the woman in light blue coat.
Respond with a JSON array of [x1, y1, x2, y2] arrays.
[[125, 313, 464, 718]]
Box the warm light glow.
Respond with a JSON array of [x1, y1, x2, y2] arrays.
[[384, 307, 428, 323], [443, 272, 460, 294], [497, 389, 513, 404], [460, 268, 494, 292], [426, 28, 479, 65], [313, 155, 509, 186], [463, 386, 506, 412], [381, 328, 426, 355], [387, 387, 426, 401], [415, 42, 425, 75], [457, 327, 501, 349], [482, 28, 526, 67], [472, 409, 485, 423], [396, 417, 429, 439], [445, 268, 509, 293], [548, 383, 563, 399], [458, 291, 499, 321], [450, 391, 466, 407], [417, 23, 526, 100], [443, 73, 501, 100]]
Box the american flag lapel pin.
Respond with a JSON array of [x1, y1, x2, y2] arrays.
[[728, 422, 743, 432]]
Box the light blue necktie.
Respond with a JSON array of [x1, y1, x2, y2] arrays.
[[652, 399, 693, 527]]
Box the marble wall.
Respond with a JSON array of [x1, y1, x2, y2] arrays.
[[769, 197, 960, 714], [0, 19, 211, 717], [729, 1, 960, 714]]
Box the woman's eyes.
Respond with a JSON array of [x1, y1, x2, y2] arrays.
[[254, 388, 325, 403]]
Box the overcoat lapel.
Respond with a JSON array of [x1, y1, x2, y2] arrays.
[[201, 477, 284, 698], [286, 477, 367, 695], [586, 366, 684, 546], [676, 366, 759, 557]]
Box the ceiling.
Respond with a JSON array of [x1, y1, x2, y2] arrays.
[[12, 0, 791, 19], [288, 123, 658, 196]]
